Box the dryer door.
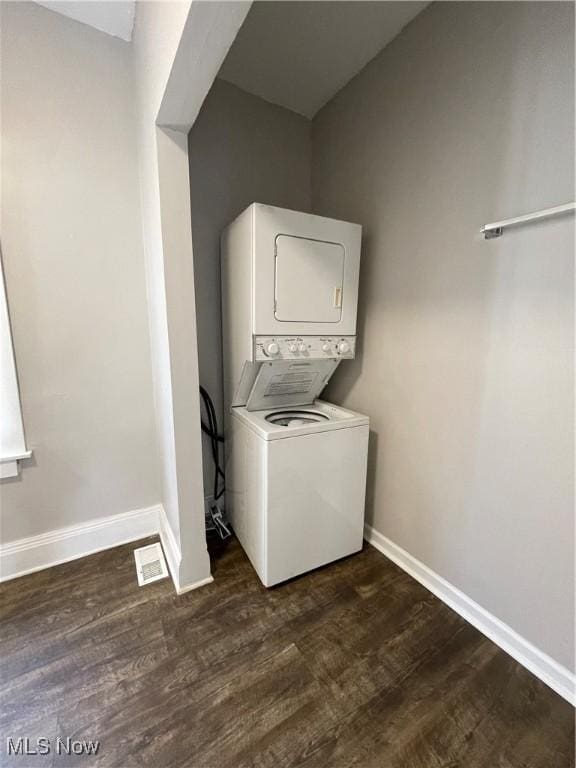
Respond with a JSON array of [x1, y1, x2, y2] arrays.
[[274, 235, 344, 323]]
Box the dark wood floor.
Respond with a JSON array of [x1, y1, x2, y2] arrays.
[[0, 535, 573, 768]]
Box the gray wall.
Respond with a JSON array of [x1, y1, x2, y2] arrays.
[[1, 3, 159, 541], [312, 1, 574, 669], [188, 79, 312, 495]]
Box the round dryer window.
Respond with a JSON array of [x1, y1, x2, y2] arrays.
[[265, 410, 329, 427]]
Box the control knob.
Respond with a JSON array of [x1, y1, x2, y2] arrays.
[[322, 342, 332, 353], [297, 343, 307, 353], [288, 343, 298, 353], [266, 342, 280, 356], [337, 341, 350, 354]]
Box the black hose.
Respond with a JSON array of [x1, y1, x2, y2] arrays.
[[201, 422, 224, 442], [200, 386, 225, 500], [200, 388, 223, 499]]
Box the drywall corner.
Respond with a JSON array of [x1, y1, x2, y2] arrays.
[[156, 124, 211, 587], [132, 1, 249, 590]]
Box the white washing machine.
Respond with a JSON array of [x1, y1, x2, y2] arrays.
[[228, 401, 369, 587], [221, 203, 369, 586]]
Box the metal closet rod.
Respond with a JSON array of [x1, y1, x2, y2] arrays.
[[481, 201, 576, 239]]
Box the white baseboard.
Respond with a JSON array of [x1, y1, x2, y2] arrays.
[[158, 506, 214, 594], [0, 505, 161, 583], [364, 524, 575, 706], [0, 505, 213, 597], [176, 574, 214, 595], [158, 505, 181, 589]]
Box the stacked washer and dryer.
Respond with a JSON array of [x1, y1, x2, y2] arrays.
[[221, 203, 369, 587]]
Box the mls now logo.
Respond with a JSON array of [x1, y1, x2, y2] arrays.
[[6, 737, 100, 756]]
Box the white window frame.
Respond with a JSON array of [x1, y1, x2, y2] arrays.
[[0, 251, 31, 478]]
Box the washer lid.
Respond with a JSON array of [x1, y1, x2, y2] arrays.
[[245, 359, 339, 411]]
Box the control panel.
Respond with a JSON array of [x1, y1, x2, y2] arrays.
[[254, 336, 356, 361]]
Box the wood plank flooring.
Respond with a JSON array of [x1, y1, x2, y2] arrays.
[[0, 535, 573, 767]]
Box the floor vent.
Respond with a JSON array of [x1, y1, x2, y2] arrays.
[[133, 542, 169, 587]]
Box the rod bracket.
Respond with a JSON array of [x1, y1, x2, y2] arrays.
[[483, 226, 503, 240]]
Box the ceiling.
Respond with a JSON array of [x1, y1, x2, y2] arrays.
[[33, 1, 428, 108], [219, 1, 429, 119], [35, 1, 135, 42]]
